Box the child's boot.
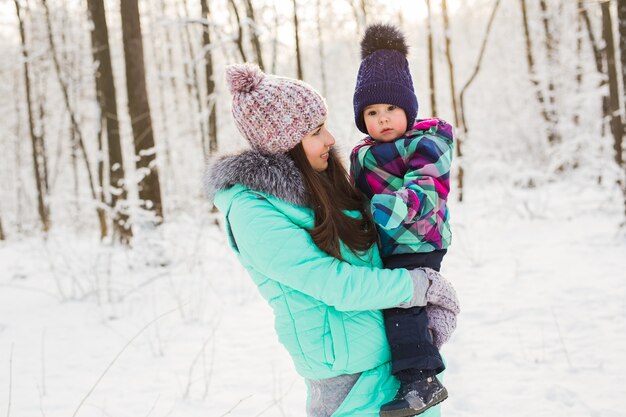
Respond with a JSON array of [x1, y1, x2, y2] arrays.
[[379, 375, 447, 417]]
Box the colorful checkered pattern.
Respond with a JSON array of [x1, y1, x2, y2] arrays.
[[350, 118, 454, 258]]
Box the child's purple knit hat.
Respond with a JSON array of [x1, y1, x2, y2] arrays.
[[226, 63, 328, 154], [353, 24, 418, 134]]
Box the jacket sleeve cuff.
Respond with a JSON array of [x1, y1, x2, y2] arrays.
[[396, 268, 429, 308]]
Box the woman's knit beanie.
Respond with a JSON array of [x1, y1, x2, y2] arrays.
[[353, 23, 418, 134], [226, 63, 328, 154]]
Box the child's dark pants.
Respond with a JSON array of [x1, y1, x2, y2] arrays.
[[383, 250, 447, 382]]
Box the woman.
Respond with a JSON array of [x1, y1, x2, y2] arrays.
[[205, 63, 459, 417]]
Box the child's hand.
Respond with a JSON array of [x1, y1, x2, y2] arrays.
[[371, 193, 407, 229], [426, 304, 457, 348], [423, 268, 460, 314]]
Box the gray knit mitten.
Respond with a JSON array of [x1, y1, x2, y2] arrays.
[[423, 268, 460, 315], [426, 304, 457, 348]]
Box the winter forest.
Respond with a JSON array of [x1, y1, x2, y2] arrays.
[[0, 0, 625, 415]]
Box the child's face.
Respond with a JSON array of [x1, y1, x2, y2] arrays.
[[363, 104, 408, 142]]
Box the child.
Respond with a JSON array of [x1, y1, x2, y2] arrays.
[[350, 24, 457, 417]]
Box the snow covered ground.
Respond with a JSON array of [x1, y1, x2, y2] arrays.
[[1, 178, 625, 417]]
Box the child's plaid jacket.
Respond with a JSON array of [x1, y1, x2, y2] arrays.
[[350, 118, 454, 259]]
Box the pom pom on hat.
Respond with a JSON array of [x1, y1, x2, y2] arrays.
[[360, 23, 409, 60], [226, 63, 264, 94]]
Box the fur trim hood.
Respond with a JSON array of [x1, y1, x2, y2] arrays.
[[204, 150, 309, 207]]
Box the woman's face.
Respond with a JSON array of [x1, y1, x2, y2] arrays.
[[301, 121, 336, 172]]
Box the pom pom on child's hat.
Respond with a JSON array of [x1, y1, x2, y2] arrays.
[[360, 23, 409, 59], [353, 23, 418, 134], [226, 63, 327, 154]]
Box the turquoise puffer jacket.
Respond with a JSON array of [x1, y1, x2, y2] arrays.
[[208, 151, 441, 416]]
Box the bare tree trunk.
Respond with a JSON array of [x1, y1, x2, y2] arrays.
[[579, 1, 610, 136], [96, 119, 105, 213], [440, 0, 463, 201], [42, 0, 109, 239], [121, 0, 164, 223], [71, 116, 80, 218], [574, 1, 583, 126], [360, 0, 370, 25], [38, 99, 50, 194], [600, 0, 625, 214], [173, 0, 198, 147], [58, 8, 76, 193], [0, 211, 5, 240], [349, 0, 362, 33], [441, 0, 460, 127], [146, 0, 173, 175], [602, 1, 624, 168], [618, 0, 626, 125], [180, 0, 208, 156], [619, 0, 626, 221], [519, 0, 557, 145], [228, 0, 248, 62], [87, 0, 132, 242], [201, 0, 218, 155], [605, 0, 626, 222], [576, 4, 583, 83], [158, 0, 179, 95], [271, 0, 279, 73], [350, 0, 367, 32], [14, 0, 50, 233], [316, 0, 327, 96], [459, 0, 501, 136], [538, 0, 560, 143], [293, 0, 304, 80], [146, 0, 179, 196], [41, 0, 108, 234], [580, 2, 605, 75], [243, 0, 265, 70], [158, 0, 183, 136], [13, 74, 25, 234], [425, 0, 437, 117]]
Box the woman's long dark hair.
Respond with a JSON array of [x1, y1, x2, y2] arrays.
[[288, 142, 378, 260]]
